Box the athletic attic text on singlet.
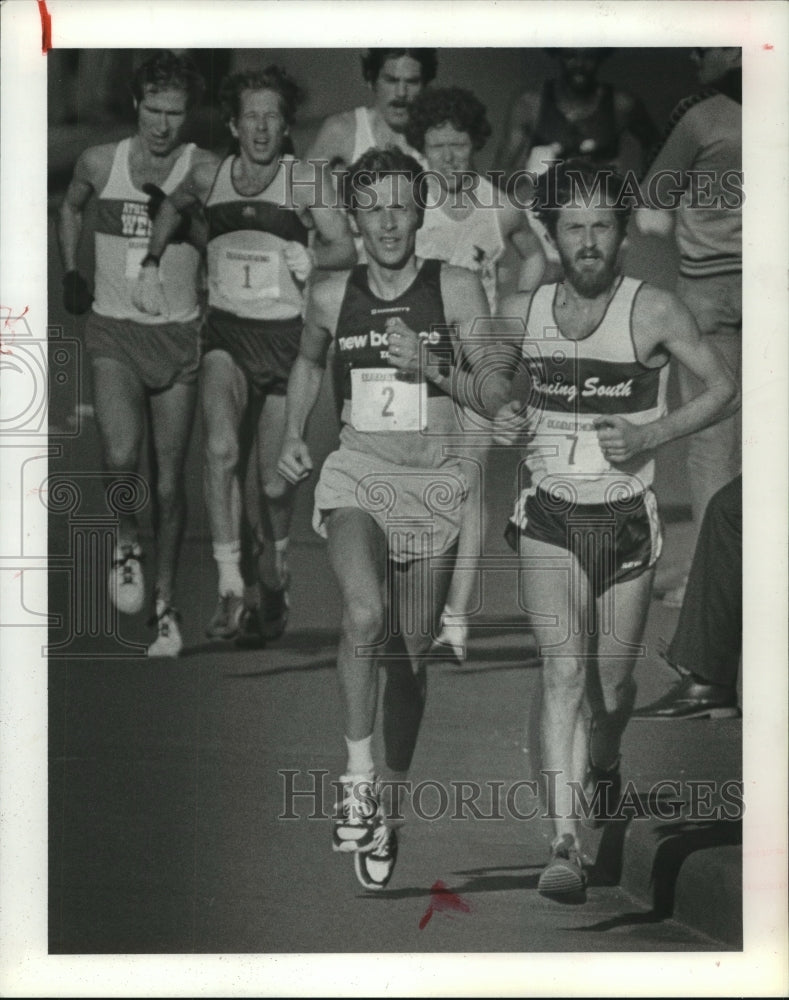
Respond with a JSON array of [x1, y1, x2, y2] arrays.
[[532, 80, 619, 163], [205, 155, 310, 321], [416, 175, 505, 312], [93, 138, 200, 324], [521, 276, 668, 504], [335, 258, 457, 468]]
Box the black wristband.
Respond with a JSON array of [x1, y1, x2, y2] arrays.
[[140, 253, 161, 269]]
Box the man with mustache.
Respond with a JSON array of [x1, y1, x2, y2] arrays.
[[494, 160, 736, 900], [307, 48, 436, 175]]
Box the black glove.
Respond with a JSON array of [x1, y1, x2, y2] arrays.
[[62, 270, 92, 315], [142, 183, 191, 243]]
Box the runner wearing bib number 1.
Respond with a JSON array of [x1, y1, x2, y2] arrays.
[[493, 160, 737, 900], [278, 148, 507, 891], [136, 67, 356, 645]]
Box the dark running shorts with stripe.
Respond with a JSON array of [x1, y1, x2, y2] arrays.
[[504, 486, 663, 597], [85, 312, 201, 390], [202, 308, 303, 395]]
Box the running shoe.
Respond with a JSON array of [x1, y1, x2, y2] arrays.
[[205, 592, 245, 639], [435, 611, 468, 662], [354, 823, 398, 890], [537, 834, 587, 898], [234, 604, 266, 649], [332, 773, 382, 853], [258, 579, 289, 641], [147, 603, 183, 658], [109, 543, 145, 615]]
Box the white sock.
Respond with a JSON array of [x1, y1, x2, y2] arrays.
[[213, 540, 244, 597], [344, 734, 374, 777]]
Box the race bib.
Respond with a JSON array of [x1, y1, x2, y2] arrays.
[[125, 238, 149, 279], [218, 247, 280, 301], [553, 427, 609, 473], [350, 368, 427, 432]]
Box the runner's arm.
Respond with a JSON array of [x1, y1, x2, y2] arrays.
[[305, 112, 352, 166], [440, 265, 512, 417], [144, 152, 220, 260], [58, 148, 102, 273], [595, 286, 739, 461], [278, 279, 339, 483], [494, 91, 538, 181], [294, 159, 357, 270]]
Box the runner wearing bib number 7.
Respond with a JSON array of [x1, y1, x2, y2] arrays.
[[137, 67, 356, 645], [278, 148, 506, 891], [493, 160, 737, 900]]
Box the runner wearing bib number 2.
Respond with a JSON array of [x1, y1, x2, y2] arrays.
[[493, 160, 737, 901], [278, 148, 506, 891], [137, 68, 356, 645], [58, 52, 208, 658]]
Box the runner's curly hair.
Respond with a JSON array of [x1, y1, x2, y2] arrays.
[[404, 87, 492, 153], [131, 51, 205, 109], [218, 66, 304, 125], [533, 159, 632, 238]]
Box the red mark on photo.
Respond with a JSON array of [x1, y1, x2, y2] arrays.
[[0, 305, 29, 354], [418, 879, 471, 929], [38, 1, 53, 54], [763, 43, 774, 50]]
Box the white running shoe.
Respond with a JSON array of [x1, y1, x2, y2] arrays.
[[205, 593, 245, 639], [147, 602, 183, 658], [354, 823, 398, 890], [332, 774, 382, 853], [109, 543, 145, 615]]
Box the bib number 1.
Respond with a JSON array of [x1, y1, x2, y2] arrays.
[[350, 368, 427, 432]]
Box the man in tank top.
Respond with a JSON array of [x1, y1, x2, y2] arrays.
[[307, 49, 435, 173], [136, 67, 356, 646], [403, 85, 540, 661], [278, 148, 506, 891], [493, 160, 736, 900], [58, 51, 208, 657], [496, 48, 659, 290]]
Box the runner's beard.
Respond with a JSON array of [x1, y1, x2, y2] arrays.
[[562, 252, 618, 298]]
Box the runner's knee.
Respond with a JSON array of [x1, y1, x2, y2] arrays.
[[542, 656, 586, 691], [204, 429, 240, 472], [342, 598, 385, 646]]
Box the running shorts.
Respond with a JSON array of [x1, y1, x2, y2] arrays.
[[85, 312, 201, 389], [505, 485, 663, 596], [202, 307, 303, 395], [313, 446, 468, 562]]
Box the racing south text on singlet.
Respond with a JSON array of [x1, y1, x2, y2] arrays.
[[521, 276, 668, 505]]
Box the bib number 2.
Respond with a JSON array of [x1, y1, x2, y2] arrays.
[[350, 368, 427, 432]]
